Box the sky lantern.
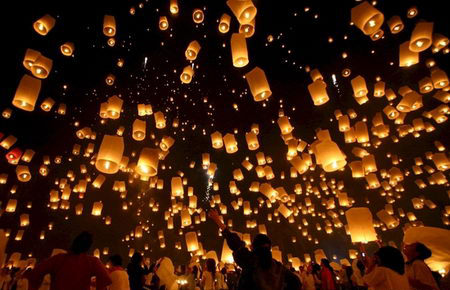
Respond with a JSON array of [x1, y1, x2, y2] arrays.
[[308, 79, 329, 105], [169, 0, 179, 14], [95, 135, 124, 174], [159, 16, 169, 30], [351, 1, 384, 35], [160, 136, 175, 151], [91, 202, 103, 216], [106, 95, 123, 119], [132, 119, 146, 141], [171, 177, 184, 197], [12, 75, 41, 111], [210, 131, 223, 149], [227, 0, 257, 24], [223, 133, 238, 153], [185, 40, 201, 61], [245, 131, 259, 150], [16, 165, 31, 182], [192, 9, 204, 23], [33, 14, 55, 35], [409, 22, 433, 52], [399, 41, 419, 67], [41, 97, 55, 112], [219, 13, 231, 33], [103, 15, 116, 36], [387, 16, 404, 34], [23, 48, 41, 69], [60, 42, 75, 56], [430, 68, 449, 89], [239, 17, 255, 38], [185, 231, 199, 252], [351, 75, 368, 98], [277, 116, 294, 134], [231, 33, 249, 67], [355, 121, 369, 143], [312, 137, 347, 172], [136, 148, 159, 178], [245, 67, 271, 101], [180, 65, 194, 84], [345, 207, 378, 243], [154, 111, 166, 129]]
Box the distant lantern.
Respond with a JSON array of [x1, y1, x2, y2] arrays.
[[91, 202, 103, 216], [23, 48, 41, 69], [351, 75, 368, 98], [407, 6, 418, 18], [383, 105, 399, 120], [169, 0, 179, 14], [136, 148, 159, 178], [33, 14, 56, 36], [345, 207, 377, 243], [106, 95, 123, 119], [192, 9, 204, 23], [433, 34, 449, 50], [132, 119, 146, 141], [387, 16, 404, 34], [245, 67, 271, 101], [219, 14, 231, 33], [308, 80, 329, 105], [31, 55, 52, 79], [399, 41, 419, 67], [231, 33, 249, 67], [373, 81, 385, 97], [430, 68, 449, 89], [409, 22, 433, 52], [180, 65, 194, 84], [12, 75, 41, 111], [159, 16, 169, 30], [351, 1, 384, 35], [185, 231, 199, 252], [338, 115, 350, 132], [16, 165, 31, 182], [105, 74, 115, 85], [40, 97, 55, 112], [245, 131, 259, 150], [185, 40, 201, 61], [95, 135, 124, 174], [226, 0, 257, 24], [103, 15, 116, 36], [154, 111, 166, 128], [160, 136, 175, 151], [370, 29, 383, 41], [223, 133, 238, 153], [210, 131, 224, 149], [181, 209, 192, 227], [418, 77, 433, 94], [355, 121, 369, 143], [60, 42, 74, 56], [171, 177, 184, 197]]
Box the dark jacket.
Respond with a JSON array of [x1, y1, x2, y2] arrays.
[[223, 228, 301, 290], [127, 263, 150, 290]]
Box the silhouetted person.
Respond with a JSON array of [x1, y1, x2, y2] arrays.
[[26, 231, 111, 290], [201, 258, 217, 290], [108, 254, 130, 290], [362, 246, 410, 290], [403, 242, 440, 290], [208, 209, 301, 290], [127, 253, 150, 290], [320, 259, 336, 290]]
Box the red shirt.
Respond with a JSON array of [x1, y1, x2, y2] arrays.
[[26, 253, 112, 290]]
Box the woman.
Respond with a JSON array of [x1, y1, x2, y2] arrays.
[[108, 255, 130, 290], [320, 259, 336, 290], [201, 259, 216, 290], [362, 246, 410, 290], [127, 253, 150, 290], [403, 243, 440, 290], [301, 264, 316, 290]]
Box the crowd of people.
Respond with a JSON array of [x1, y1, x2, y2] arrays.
[[0, 210, 448, 290]]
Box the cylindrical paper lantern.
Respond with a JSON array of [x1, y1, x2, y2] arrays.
[[227, 0, 256, 24], [136, 148, 159, 178], [245, 132, 259, 150], [12, 75, 41, 111], [387, 16, 404, 34], [185, 231, 199, 252], [351, 1, 384, 35], [185, 41, 201, 61], [180, 65, 194, 84], [132, 119, 146, 141], [103, 15, 116, 36], [245, 67, 271, 102], [159, 16, 169, 30], [231, 33, 249, 67], [345, 207, 378, 243], [154, 111, 166, 128], [399, 41, 419, 67], [33, 14, 56, 35], [210, 131, 223, 149], [95, 135, 124, 174], [60, 42, 75, 56], [223, 133, 238, 154], [409, 22, 433, 52], [219, 14, 231, 33], [308, 80, 329, 105]]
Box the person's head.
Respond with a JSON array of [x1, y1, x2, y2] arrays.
[[130, 252, 143, 265], [109, 254, 123, 267], [70, 231, 93, 254], [307, 264, 313, 273], [251, 234, 272, 269], [403, 242, 432, 261], [356, 260, 365, 274], [374, 246, 405, 275], [321, 259, 332, 270], [205, 258, 216, 274], [221, 267, 227, 275]]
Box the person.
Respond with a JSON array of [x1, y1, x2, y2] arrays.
[[127, 253, 150, 290], [311, 264, 322, 289], [320, 259, 336, 290], [351, 259, 366, 290], [25, 231, 111, 290], [0, 268, 12, 290], [208, 209, 302, 290], [362, 246, 410, 290], [201, 259, 217, 290], [216, 268, 228, 290], [403, 243, 440, 290], [301, 264, 316, 290], [108, 255, 130, 290]]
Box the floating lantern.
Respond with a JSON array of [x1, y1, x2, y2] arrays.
[[312, 140, 347, 172], [219, 14, 231, 33], [277, 116, 294, 134], [132, 119, 146, 141], [430, 68, 449, 89], [40, 97, 55, 112], [106, 95, 123, 119], [60, 42, 74, 56], [245, 67, 271, 101], [169, 0, 179, 14], [227, 0, 257, 24], [180, 65, 194, 84], [345, 207, 377, 243], [33, 14, 55, 35], [409, 22, 433, 52], [211, 131, 223, 149], [387, 16, 404, 34], [95, 135, 124, 174], [171, 177, 184, 197], [223, 133, 238, 153], [399, 41, 419, 67], [245, 132, 259, 150], [103, 15, 116, 36], [16, 165, 31, 182], [136, 148, 159, 178], [186, 231, 199, 252], [12, 75, 41, 111], [231, 33, 249, 67], [308, 80, 330, 105], [351, 1, 384, 35], [160, 136, 175, 151], [351, 75, 368, 98], [159, 16, 169, 30], [185, 41, 201, 61], [23, 48, 41, 69], [91, 202, 103, 216]]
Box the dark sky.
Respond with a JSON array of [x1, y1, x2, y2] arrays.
[[0, 0, 449, 266]]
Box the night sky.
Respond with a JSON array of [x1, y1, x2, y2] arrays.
[[0, 0, 449, 267]]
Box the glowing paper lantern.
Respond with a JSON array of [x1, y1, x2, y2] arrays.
[[132, 119, 146, 141], [192, 9, 204, 23], [106, 95, 123, 119], [313, 140, 347, 172], [387, 16, 404, 34], [169, 0, 179, 14], [308, 80, 329, 106], [41, 97, 55, 112], [409, 22, 433, 52], [219, 14, 231, 33], [60, 42, 74, 56], [91, 202, 103, 216], [12, 75, 41, 111], [351, 1, 384, 35], [181, 209, 192, 227], [23, 49, 41, 69], [103, 15, 116, 37], [33, 14, 55, 35], [171, 177, 184, 197], [223, 133, 238, 154], [345, 207, 377, 243], [431, 68, 449, 89], [159, 16, 169, 30], [399, 41, 419, 67], [245, 132, 259, 150], [211, 131, 224, 149], [136, 148, 159, 178], [351, 75, 368, 98], [160, 136, 175, 151], [185, 40, 201, 61], [376, 210, 399, 229], [245, 67, 271, 101], [95, 135, 124, 174], [231, 33, 249, 67], [16, 165, 31, 182], [277, 116, 294, 134], [180, 65, 194, 84], [227, 0, 257, 24]]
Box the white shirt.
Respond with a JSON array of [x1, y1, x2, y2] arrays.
[[405, 260, 439, 290], [301, 273, 316, 290], [202, 271, 215, 290], [109, 269, 130, 290], [363, 266, 410, 290]]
